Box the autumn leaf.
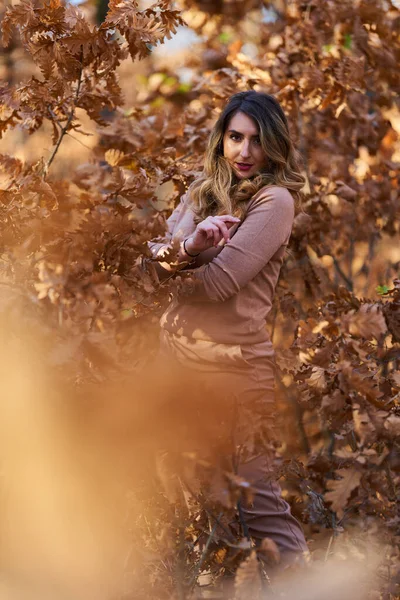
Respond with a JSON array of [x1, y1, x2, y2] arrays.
[[335, 180, 358, 201], [1, 0, 37, 47], [343, 303, 387, 339], [258, 537, 280, 566], [321, 389, 346, 412], [353, 404, 375, 445], [325, 468, 362, 518], [307, 366, 327, 391], [391, 371, 400, 389], [103, 0, 140, 28], [105, 149, 125, 167], [384, 414, 400, 437], [338, 362, 383, 406], [291, 212, 312, 239]]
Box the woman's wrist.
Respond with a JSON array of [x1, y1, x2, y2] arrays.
[[183, 237, 200, 257]]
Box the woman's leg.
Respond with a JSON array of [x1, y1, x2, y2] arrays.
[[234, 348, 308, 561], [238, 454, 308, 561], [156, 332, 308, 561]]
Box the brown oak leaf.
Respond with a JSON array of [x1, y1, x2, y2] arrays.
[[258, 537, 280, 566], [384, 414, 400, 437], [325, 468, 362, 518], [307, 366, 327, 391], [343, 303, 387, 339]]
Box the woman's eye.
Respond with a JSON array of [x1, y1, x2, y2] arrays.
[[230, 133, 241, 141], [253, 137, 261, 145]]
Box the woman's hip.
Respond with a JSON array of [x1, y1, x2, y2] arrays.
[[158, 330, 276, 404]]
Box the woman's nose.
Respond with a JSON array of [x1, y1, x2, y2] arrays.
[[240, 140, 251, 158]]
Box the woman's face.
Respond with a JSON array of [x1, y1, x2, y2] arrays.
[[222, 111, 268, 179]]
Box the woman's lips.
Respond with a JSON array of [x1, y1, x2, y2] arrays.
[[235, 162, 253, 172]]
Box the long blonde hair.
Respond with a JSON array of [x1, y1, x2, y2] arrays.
[[189, 91, 305, 222]]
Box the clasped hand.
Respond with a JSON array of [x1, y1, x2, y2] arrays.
[[184, 215, 241, 255]]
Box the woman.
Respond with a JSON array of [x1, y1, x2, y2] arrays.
[[147, 91, 308, 564]]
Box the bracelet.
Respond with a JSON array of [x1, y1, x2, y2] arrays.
[[183, 238, 200, 258]]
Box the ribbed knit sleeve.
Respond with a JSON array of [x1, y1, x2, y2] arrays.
[[179, 186, 295, 303]]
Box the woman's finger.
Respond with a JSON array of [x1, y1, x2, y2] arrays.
[[214, 215, 241, 224], [210, 217, 230, 242], [209, 224, 223, 245], [194, 216, 238, 250], [198, 223, 222, 244]]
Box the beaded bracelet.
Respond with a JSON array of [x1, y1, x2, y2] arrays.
[[183, 238, 200, 258]]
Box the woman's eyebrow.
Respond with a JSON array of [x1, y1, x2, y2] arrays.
[[227, 129, 260, 137]]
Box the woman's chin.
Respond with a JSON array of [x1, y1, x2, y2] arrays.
[[234, 169, 253, 180]]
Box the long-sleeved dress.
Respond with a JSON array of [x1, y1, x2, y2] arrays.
[[148, 184, 308, 560]]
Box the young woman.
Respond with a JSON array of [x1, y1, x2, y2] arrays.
[[147, 91, 308, 563]]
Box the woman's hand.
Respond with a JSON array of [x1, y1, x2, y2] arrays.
[[184, 215, 241, 255]]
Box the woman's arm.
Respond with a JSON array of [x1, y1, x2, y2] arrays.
[[147, 192, 240, 280], [178, 186, 295, 303]]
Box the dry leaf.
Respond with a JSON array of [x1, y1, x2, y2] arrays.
[[384, 414, 400, 437], [258, 537, 280, 565], [308, 366, 327, 391], [325, 468, 362, 518], [344, 304, 387, 339], [105, 149, 124, 167], [353, 404, 375, 445]]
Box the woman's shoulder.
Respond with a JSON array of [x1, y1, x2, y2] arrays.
[[249, 184, 295, 209]]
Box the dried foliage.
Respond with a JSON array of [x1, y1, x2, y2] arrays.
[[0, 0, 399, 598]]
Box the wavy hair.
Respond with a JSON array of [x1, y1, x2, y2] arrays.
[[189, 91, 305, 222]]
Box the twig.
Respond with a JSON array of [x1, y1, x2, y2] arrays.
[[171, 150, 194, 165], [324, 533, 335, 562], [327, 430, 335, 458], [189, 514, 222, 587], [348, 234, 354, 283], [237, 501, 250, 540], [183, 480, 234, 542], [332, 256, 353, 291], [361, 232, 377, 296], [44, 49, 84, 177], [65, 132, 93, 151], [187, 527, 208, 551], [48, 107, 94, 152], [275, 376, 310, 455], [48, 107, 63, 131], [204, 509, 236, 544]]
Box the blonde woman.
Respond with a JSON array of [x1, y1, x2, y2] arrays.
[[148, 91, 308, 564]]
